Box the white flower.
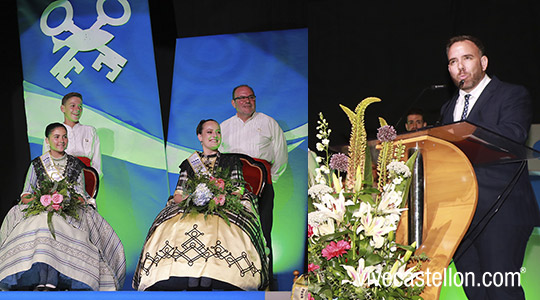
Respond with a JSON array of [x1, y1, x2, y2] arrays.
[[322, 138, 329, 146], [308, 210, 327, 226], [313, 191, 353, 223], [315, 172, 326, 185], [392, 177, 403, 185], [319, 165, 330, 174], [308, 184, 334, 200], [313, 219, 335, 236], [316, 133, 323, 139], [192, 183, 213, 206], [378, 185, 406, 216], [352, 201, 371, 219], [390, 262, 422, 288], [315, 156, 323, 163], [341, 258, 377, 288], [316, 142, 325, 151], [387, 161, 411, 178], [356, 205, 396, 249]]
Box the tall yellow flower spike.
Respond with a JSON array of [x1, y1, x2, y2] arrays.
[[340, 97, 381, 191]]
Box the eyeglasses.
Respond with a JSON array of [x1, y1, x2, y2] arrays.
[[234, 95, 256, 102]]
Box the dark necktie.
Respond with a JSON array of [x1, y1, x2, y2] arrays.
[[461, 94, 471, 120]]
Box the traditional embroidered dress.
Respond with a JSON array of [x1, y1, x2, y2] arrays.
[[133, 152, 269, 291], [0, 152, 125, 291]]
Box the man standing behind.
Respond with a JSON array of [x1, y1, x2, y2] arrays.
[[405, 108, 427, 131], [440, 35, 540, 299], [43, 92, 102, 175], [220, 84, 288, 289]]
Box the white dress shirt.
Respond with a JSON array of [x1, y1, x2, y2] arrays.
[[43, 122, 102, 175], [453, 75, 491, 122], [220, 112, 288, 182]]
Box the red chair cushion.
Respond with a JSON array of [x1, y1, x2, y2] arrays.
[[240, 158, 264, 196]]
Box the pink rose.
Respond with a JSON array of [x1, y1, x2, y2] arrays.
[[214, 194, 226, 206], [51, 192, 63, 204], [308, 293, 315, 300], [211, 177, 225, 190], [51, 203, 61, 211], [40, 194, 52, 207]]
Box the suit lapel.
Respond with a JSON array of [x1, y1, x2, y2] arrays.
[[442, 94, 459, 124], [466, 77, 499, 121]]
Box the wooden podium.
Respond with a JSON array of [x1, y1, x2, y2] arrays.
[[370, 121, 540, 299]]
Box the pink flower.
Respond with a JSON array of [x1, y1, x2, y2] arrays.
[[211, 177, 226, 190], [308, 292, 315, 300], [213, 194, 226, 206], [51, 203, 61, 211], [308, 263, 320, 273], [307, 224, 314, 238], [40, 194, 52, 207], [321, 240, 351, 260], [51, 192, 63, 204]]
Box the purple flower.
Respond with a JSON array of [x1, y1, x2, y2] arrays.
[[377, 125, 397, 142], [330, 153, 349, 172]]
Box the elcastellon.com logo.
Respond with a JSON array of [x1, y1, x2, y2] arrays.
[[371, 267, 526, 288]]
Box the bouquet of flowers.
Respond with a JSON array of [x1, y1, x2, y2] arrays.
[[22, 177, 85, 239], [177, 167, 248, 225], [307, 98, 428, 300]]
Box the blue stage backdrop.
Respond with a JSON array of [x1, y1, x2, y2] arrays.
[[165, 28, 308, 290], [16, 0, 169, 290]]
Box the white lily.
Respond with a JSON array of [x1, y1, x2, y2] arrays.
[[313, 191, 354, 223], [357, 208, 396, 249], [378, 185, 406, 215], [314, 219, 335, 236], [341, 258, 376, 288], [390, 262, 422, 288]]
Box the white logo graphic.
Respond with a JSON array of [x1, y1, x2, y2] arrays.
[[40, 0, 131, 87]]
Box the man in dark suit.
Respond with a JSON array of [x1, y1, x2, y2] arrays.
[[440, 35, 540, 299]]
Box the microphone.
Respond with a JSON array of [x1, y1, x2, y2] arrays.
[[430, 84, 447, 90], [395, 84, 448, 129], [436, 80, 464, 125]]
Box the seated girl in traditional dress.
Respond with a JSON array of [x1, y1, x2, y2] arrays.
[[0, 123, 126, 291], [133, 119, 269, 291]]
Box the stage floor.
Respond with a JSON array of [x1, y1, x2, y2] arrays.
[[0, 291, 291, 300]]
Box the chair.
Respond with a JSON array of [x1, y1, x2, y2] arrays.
[[234, 153, 267, 197], [82, 166, 100, 199], [76, 156, 99, 198]]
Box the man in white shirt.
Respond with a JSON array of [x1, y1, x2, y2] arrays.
[[43, 92, 102, 176], [220, 84, 288, 289]]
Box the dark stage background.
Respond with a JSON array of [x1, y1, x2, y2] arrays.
[[2, 0, 540, 239], [308, 1, 540, 150]]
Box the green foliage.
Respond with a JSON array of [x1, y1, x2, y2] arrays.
[[178, 167, 251, 225], [22, 177, 85, 239]]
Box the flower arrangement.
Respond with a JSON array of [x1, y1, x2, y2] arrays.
[[22, 178, 85, 239], [178, 167, 248, 225], [307, 97, 428, 300]]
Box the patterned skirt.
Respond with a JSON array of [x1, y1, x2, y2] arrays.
[[0, 205, 126, 291], [133, 205, 269, 291]]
